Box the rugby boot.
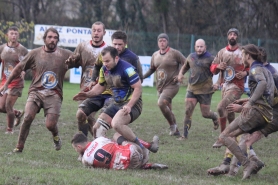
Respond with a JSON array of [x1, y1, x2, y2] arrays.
[[53, 136, 62, 151], [13, 147, 23, 153], [212, 112, 219, 130], [5, 127, 13, 134], [169, 124, 180, 136], [142, 163, 168, 170], [148, 135, 159, 153], [212, 138, 224, 148], [249, 155, 265, 174], [226, 156, 240, 177], [207, 161, 230, 176], [242, 160, 257, 180]]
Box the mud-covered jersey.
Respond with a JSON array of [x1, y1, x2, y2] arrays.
[[72, 41, 108, 91], [185, 51, 214, 94], [120, 48, 143, 82], [0, 43, 28, 88], [210, 46, 249, 91], [98, 59, 140, 103], [82, 137, 134, 170], [264, 63, 278, 89], [248, 61, 274, 122], [264, 63, 278, 106], [21, 46, 73, 99], [149, 48, 185, 92]]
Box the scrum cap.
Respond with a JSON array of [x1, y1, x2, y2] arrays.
[[157, 33, 169, 41]]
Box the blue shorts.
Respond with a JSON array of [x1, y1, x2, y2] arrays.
[[104, 97, 142, 123]]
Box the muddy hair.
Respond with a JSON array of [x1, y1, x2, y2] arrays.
[[42, 27, 60, 42], [71, 132, 88, 145], [111, 30, 127, 43], [101, 46, 119, 59], [258, 47, 267, 63], [241, 44, 262, 62]]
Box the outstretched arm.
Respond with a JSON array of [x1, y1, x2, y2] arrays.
[[0, 63, 24, 95]]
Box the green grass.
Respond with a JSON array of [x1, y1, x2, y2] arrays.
[[0, 81, 277, 185]]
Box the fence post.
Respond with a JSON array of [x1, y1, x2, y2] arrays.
[[257, 38, 261, 46], [190, 34, 195, 53]]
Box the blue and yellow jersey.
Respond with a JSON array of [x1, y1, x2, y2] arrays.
[[99, 59, 140, 103], [95, 54, 113, 95]]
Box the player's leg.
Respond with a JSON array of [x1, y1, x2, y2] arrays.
[[5, 92, 21, 133], [217, 88, 242, 132], [13, 100, 39, 152], [41, 93, 63, 150], [178, 92, 197, 139], [45, 113, 61, 150], [9, 88, 24, 128], [113, 132, 159, 153], [76, 96, 106, 136], [158, 85, 180, 136], [87, 96, 113, 137], [198, 93, 219, 130]]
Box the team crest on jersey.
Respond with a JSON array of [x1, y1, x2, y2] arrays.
[[251, 68, 256, 75], [41, 71, 58, 89], [125, 67, 136, 77], [4, 65, 14, 78], [157, 69, 166, 81]]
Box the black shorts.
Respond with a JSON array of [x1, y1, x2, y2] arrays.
[[79, 94, 112, 116], [186, 91, 212, 105], [104, 97, 142, 123]]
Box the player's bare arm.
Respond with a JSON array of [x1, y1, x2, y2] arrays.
[[177, 63, 189, 83], [235, 71, 248, 80], [65, 53, 80, 65], [73, 83, 106, 101], [233, 98, 249, 105], [226, 103, 243, 113], [0, 62, 24, 95], [216, 61, 227, 70], [122, 80, 142, 115], [143, 68, 155, 79]]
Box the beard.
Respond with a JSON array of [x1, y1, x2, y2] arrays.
[[228, 39, 237, 46], [45, 42, 57, 51], [93, 36, 103, 44]]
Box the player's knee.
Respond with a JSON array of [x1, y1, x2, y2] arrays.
[[22, 113, 34, 124], [76, 109, 87, 122], [201, 110, 211, 118], [217, 106, 225, 116]]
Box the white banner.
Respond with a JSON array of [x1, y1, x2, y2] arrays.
[[34, 24, 115, 47], [70, 56, 154, 87], [140, 56, 154, 87]]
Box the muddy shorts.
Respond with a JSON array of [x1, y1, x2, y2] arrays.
[[186, 91, 213, 105], [27, 91, 62, 116], [4, 87, 23, 97], [79, 94, 112, 116], [260, 105, 278, 137], [104, 97, 142, 123], [237, 108, 268, 133], [158, 84, 179, 103]]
